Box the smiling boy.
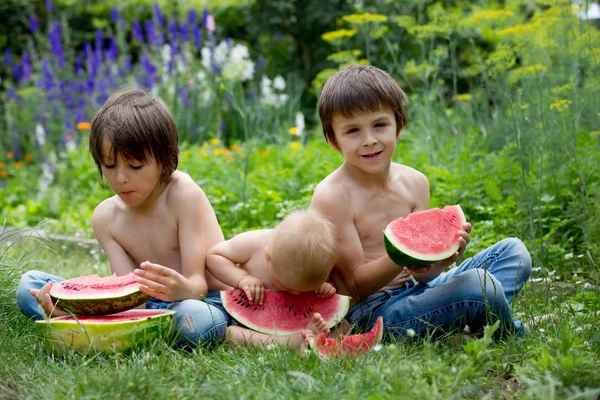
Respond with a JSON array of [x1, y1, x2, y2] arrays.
[[311, 65, 532, 338]]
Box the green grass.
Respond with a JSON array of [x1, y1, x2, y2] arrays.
[[1, 233, 599, 399]]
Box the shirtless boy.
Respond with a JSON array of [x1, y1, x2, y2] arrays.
[[310, 65, 532, 338], [16, 87, 230, 347], [206, 209, 337, 348]]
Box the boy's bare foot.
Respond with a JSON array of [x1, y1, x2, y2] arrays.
[[298, 313, 330, 354], [524, 314, 559, 329]]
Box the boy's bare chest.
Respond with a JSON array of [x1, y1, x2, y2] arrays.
[[353, 191, 414, 260], [112, 211, 181, 269]]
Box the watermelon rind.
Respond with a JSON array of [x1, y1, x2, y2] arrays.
[[35, 309, 176, 354], [221, 289, 350, 336], [50, 273, 151, 315], [384, 205, 466, 267]]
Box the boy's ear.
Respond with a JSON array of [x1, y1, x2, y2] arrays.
[[327, 138, 340, 152], [264, 247, 271, 262], [396, 128, 404, 140]]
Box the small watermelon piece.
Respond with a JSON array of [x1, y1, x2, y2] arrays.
[[384, 205, 466, 267], [50, 273, 151, 315], [35, 309, 176, 354], [221, 289, 350, 335], [309, 316, 384, 359]]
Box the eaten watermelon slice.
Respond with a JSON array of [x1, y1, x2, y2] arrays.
[[35, 309, 175, 353], [50, 273, 150, 315], [309, 316, 384, 359], [384, 205, 466, 267], [221, 289, 350, 336]]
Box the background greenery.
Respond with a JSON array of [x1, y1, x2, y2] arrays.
[[0, 0, 599, 398]]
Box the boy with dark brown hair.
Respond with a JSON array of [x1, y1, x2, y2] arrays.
[[310, 64, 531, 338], [17, 87, 230, 347]]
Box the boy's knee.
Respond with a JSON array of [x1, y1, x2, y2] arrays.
[[173, 300, 227, 346], [502, 237, 532, 278], [461, 269, 509, 310]]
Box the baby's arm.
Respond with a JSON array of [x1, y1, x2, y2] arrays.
[[206, 231, 265, 304]]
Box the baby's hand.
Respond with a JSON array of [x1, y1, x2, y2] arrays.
[[315, 282, 336, 298], [30, 282, 67, 318], [238, 275, 265, 305]]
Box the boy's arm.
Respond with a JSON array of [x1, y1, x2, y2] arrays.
[[311, 188, 403, 301], [92, 201, 137, 276]]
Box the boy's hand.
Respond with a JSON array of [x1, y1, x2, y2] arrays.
[[30, 282, 68, 318], [238, 275, 265, 305], [315, 282, 336, 298], [135, 261, 193, 302]]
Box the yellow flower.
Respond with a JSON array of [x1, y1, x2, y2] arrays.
[[1, 170, 7, 178], [230, 144, 241, 152], [322, 29, 357, 43], [551, 84, 573, 94], [201, 150, 208, 158], [342, 13, 387, 25], [453, 94, 472, 102], [468, 9, 514, 24], [182, 150, 191, 158], [590, 131, 600, 137], [289, 127, 300, 136], [7, 152, 14, 159], [520, 103, 529, 110], [260, 150, 270, 157], [0, 162, 4, 168], [213, 149, 222, 156], [25, 153, 33, 161], [77, 122, 91, 130], [15, 161, 23, 169], [289, 142, 301, 150], [210, 138, 221, 146], [549, 99, 571, 112]]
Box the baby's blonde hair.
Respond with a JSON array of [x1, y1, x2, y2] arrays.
[[269, 209, 337, 288]]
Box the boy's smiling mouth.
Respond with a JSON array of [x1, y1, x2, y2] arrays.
[[361, 151, 383, 158]]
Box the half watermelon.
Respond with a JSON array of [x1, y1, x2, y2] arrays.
[[309, 316, 384, 360], [35, 309, 176, 353], [221, 289, 350, 335], [384, 205, 466, 267], [50, 273, 150, 315]]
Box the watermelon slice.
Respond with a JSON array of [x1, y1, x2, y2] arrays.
[[309, 316, 384, 359], [50, 273, 150, 315], [384, 205, 466, 267], [221, 289, 350, 335], [35, 309, 176, 353]]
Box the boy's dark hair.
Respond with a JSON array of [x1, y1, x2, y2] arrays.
[[318, 64, 408, 147], [89, 87, 179, 182]]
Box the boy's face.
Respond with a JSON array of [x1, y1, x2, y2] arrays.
[[268, 261, 323, 295], [330, 107, 400, 175], [101, 137, 163, 207]]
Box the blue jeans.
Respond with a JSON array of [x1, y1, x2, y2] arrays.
[[16, 270, 229, 348], [347, 238, 532, 339]]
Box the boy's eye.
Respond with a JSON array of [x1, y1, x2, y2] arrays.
[[103, 164, 115, 169], [130, 165, 143, 170], [374, 123, 387, 128], [346, 128, 359, 134]]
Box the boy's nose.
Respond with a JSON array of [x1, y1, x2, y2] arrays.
[[116, 168, 129, 183], [362, 130, 378, 146]]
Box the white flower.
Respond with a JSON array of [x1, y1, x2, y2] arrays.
[[229, 44, 249, 64], [295, 112, 305, 135], [196, 70, 207, 82], [406, 328, 416, 337], [201, 47, 212, 70], [66, 139, 76, 153], [213, 41, 229, 66], [261, 76, 272, 92], [584, 282, 592, 289], [273, 75, 286, 90], [565, 253, 574, 260], [161, 44, 172, 65], [35, 124, 46, 146], [372, 344, 383, 352]]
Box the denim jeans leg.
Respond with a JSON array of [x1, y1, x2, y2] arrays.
[[378, 269, 515, 339], [16, 270, 65, 320]]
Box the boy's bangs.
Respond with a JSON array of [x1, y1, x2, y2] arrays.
[[330, 84, 394, 119]]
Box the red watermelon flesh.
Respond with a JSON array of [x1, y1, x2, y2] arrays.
[[221, 289, 350, 336], [309, 316, 384, 359], [50, 273, 150, 315], [384, 205, 466, 267]]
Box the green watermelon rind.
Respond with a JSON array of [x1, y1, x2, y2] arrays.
[[221, 290, 350, 336], [50, 291, 151, 315], [384, 205, 466, 267], [34, 309, 176, 354], [309, 316, 384, 360]]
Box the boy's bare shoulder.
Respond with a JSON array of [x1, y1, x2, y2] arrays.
[[391, 162, 428, 185], [92, 196, 121, 225], [312, 167, 353, 213], [165, 170, 208, 206]]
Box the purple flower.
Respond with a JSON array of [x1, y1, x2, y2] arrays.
[[0, 181, 5, 189], [95, 29, 103, 47], [45, 0, 53, 12], [179, 87, 190, 107], [168, 20, 178, 42], [21, 52, 32, 81], [74, 56, 83, 75], [220, 119, 227, 134], [153, 3, 165, 26], [179, 22, 189, 43], [122, 55, 131, 71], [107, 37, 119, 62], [41, 59, 55, 91], [193, 24, 202, 50], [7, 88, 18, 102], [49, 22, 66, 68], [144, 19, 160, 47], [132, 19, 144, 42], [29, 14, 40, 34], [141, 52, 157, 75], [111, 8, 119, 23], [4, 49, 12, 65]]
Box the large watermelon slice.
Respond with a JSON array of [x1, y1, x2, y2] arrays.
[[309, 316, 384, 359], [50, 273, 150, 315], [35, 309, 176, 354], [221, 289, 350, 335], [384, 205, 466, 267]]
